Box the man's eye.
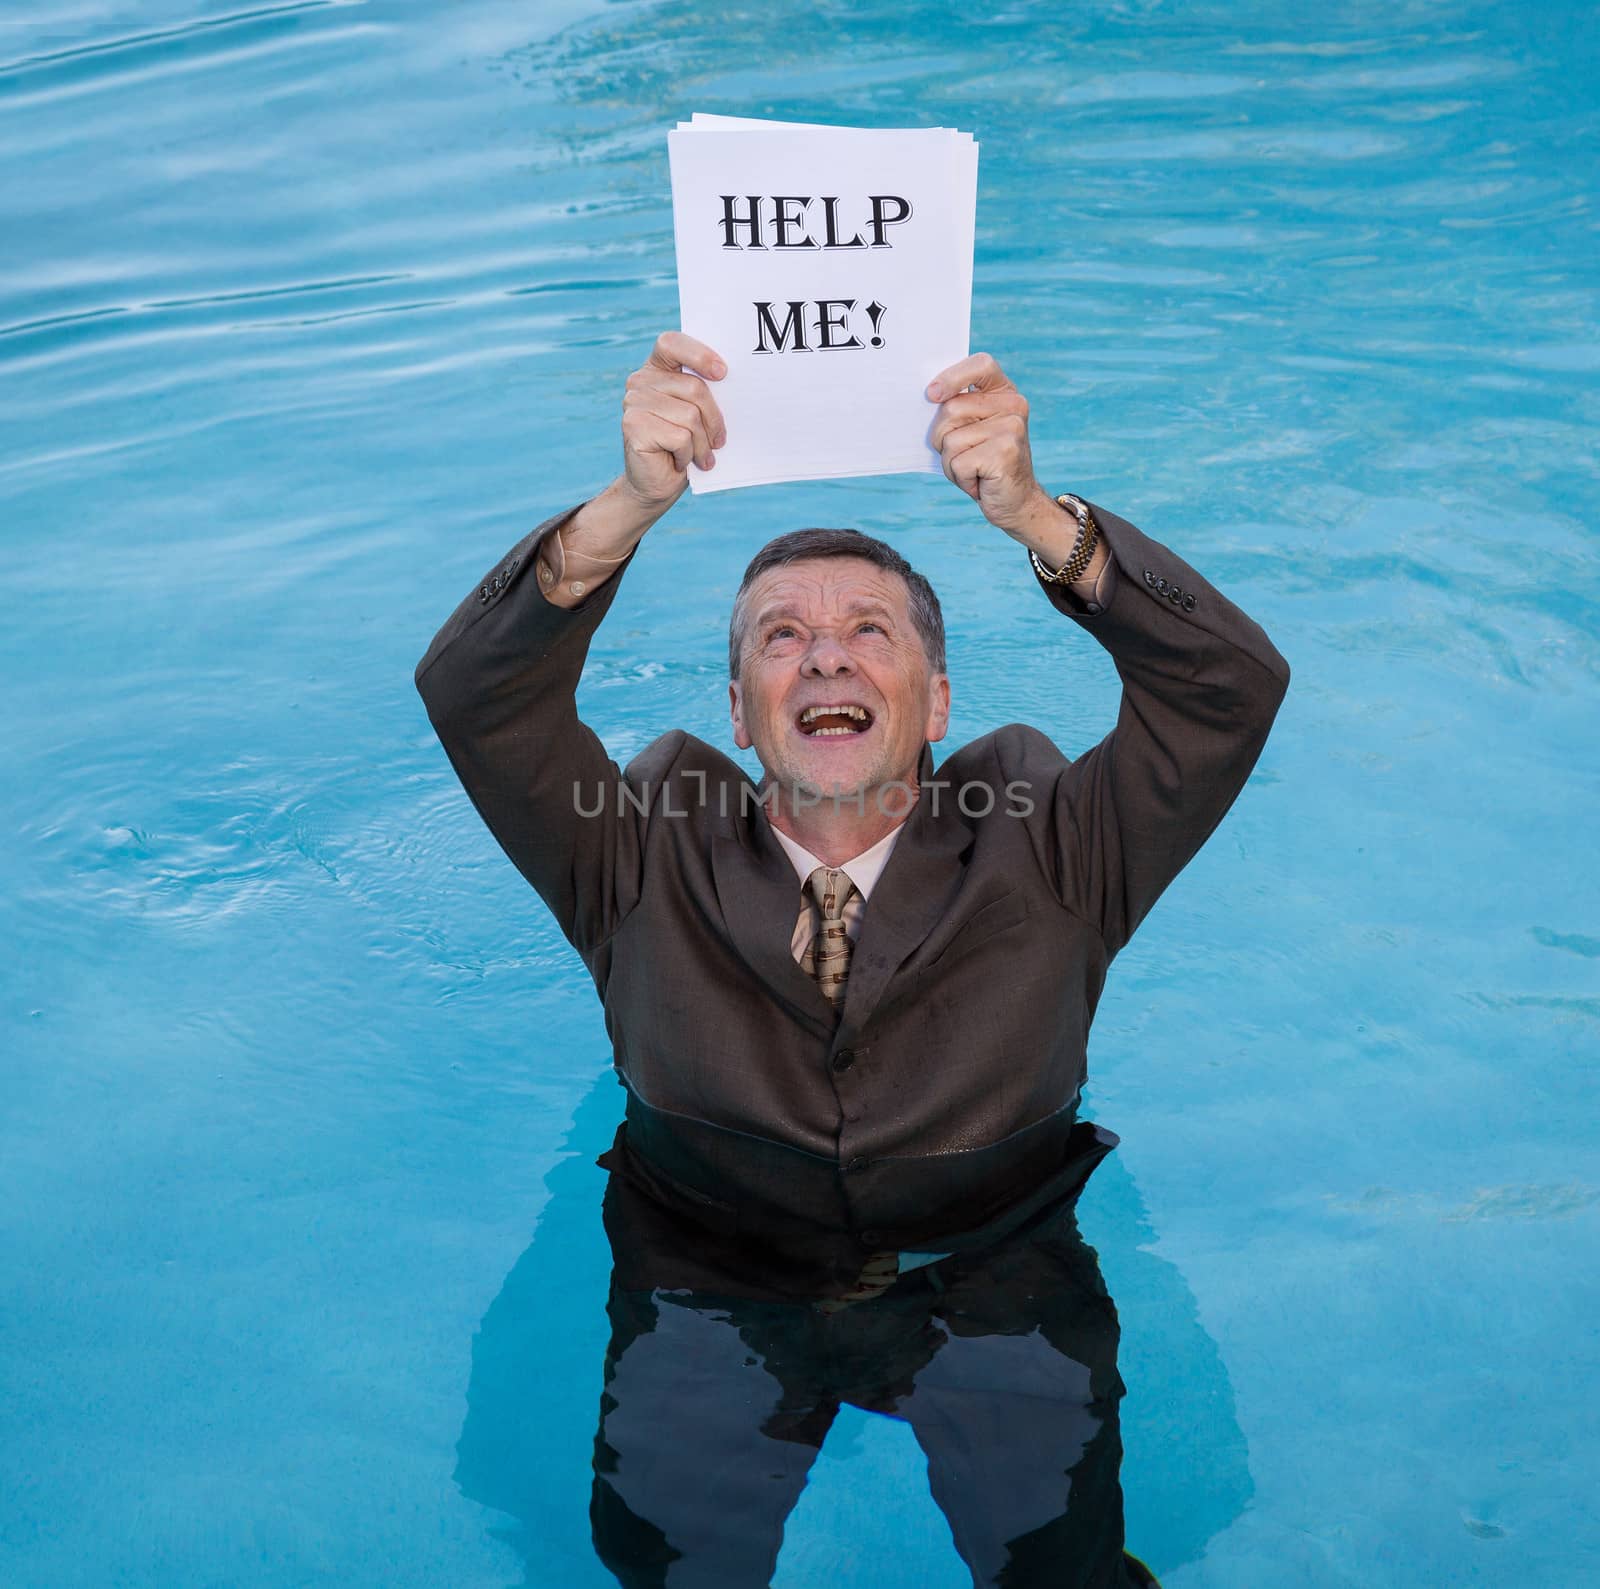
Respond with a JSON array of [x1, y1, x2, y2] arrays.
[[769, 625, 798, 641], [856, 622, 884, 635]]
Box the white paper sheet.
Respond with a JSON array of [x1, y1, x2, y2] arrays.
[[667, 118, 978, 493]]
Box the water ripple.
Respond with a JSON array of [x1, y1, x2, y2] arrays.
[[1, 6, 1597, 1582], [0, 12, 378, 110], [0, 1, 357, 76]]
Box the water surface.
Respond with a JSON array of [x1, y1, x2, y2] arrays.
[[3, 3, 1596, 1584]]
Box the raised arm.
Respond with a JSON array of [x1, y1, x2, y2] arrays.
[[1020, 502, 1289, 954], [411, 333, 727, 952], [929, 353, 1290, 955], [534, 331, 729, 608]]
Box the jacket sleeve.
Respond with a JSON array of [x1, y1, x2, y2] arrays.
[[412, 504, 651, 954], [1011, 499, 1291, 957]]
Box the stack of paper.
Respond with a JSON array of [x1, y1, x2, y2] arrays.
[[668, 114, 979, 494]]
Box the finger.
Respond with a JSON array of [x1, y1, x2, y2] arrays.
[[936, 413, 1028, 470], [945, 431, 1028, 502], [623, 410, 696, 476], [624, 388, 713, 467], [649, 330, 727, 380], [627, 366, 727, 448], [925, 350, 1012, 402], [928, 390, 1028, 453], [946, 436, 1015, 501]]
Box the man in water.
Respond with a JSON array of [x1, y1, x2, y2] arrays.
[[417, 332, 1288, 1587]]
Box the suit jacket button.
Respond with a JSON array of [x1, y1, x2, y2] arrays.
[[846, 1155, 868, 1173], [1143, 568, 1157, 587], [479, 587, 491, 604], [832, 1048, 856, 1072], [1183, 593, 1197, 611]]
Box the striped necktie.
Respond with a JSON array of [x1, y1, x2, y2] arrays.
[[800, 866, 859, 1008]]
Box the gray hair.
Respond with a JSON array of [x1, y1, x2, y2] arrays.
[[728, 528, 947, 678]]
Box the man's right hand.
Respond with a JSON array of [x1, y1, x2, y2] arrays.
[[539, 333, 727, 608], [619, 331, 728, 512]]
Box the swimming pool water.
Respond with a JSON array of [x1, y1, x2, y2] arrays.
[[3, 2, 1596, 1584]]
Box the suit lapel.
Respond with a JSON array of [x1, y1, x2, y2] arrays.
[[839, 744, 971, 1039], [712, 746, 971, 1045]]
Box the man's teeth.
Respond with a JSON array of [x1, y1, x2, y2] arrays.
[[800, 704, 871, 736]]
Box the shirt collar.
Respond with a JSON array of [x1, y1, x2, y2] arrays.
[[769, 819, 906, 901]]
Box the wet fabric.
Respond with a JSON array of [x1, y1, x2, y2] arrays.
[[589, 1171, 1155, 1588]]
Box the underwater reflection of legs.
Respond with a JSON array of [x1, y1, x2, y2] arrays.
[[456, 1088, 1209, 1587], [900, 1325, 1121, 1586], [589, 1281, 829, 1589], [587, 1171, 1158, 1589], [883, 1218, 1149, 1589]]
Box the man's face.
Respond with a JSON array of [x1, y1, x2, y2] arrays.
[[728, 555, 951, 801]]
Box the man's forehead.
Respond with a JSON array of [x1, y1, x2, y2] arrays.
[[745, 556, 909, 616]]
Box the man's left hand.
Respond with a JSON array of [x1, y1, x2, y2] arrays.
[[926, 352, 1056, 539]]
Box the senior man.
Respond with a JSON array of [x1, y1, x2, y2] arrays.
[[416, 333, 1288, 1586]]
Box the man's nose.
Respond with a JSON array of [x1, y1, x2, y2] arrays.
[[801, 634, 854, 676]]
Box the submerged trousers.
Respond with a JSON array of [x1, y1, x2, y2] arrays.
[[589, 1171, 1157, 1589]]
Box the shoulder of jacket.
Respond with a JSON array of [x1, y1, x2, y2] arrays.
[[623, 730, 750, 786], [939, 723, 1070, 780]]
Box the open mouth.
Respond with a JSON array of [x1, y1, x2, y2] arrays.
[[796, 703, 875, 738]]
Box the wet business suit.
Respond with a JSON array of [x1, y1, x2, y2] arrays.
[[590, 1167, 1150, 1589], [416, 497, 1285, 1584], [414, 496, 1289, 1274]]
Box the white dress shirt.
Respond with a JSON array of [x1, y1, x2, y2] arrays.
[[769, 821, 905, 958]]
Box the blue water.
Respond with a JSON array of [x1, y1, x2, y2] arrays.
[[3, 3, 1597, 1585]]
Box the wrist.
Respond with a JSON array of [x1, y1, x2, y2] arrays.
[[572, 475, 674, 554], [1005, 486, 1082, 562], [1022, 491, 1107, 593], [1001, 485, 1069, 546], [614, 469, 684, 523]]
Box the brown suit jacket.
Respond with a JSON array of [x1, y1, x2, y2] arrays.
[[414, 499, 1290, 1271]]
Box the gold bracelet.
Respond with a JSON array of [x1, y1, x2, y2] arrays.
[[1028, 494, 1099, 585]]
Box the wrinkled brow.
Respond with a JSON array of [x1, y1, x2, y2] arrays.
[[753, 598, 898, 630]]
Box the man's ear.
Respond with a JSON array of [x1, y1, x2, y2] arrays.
[[925, 672, 952, 745], [729, 679, 753, 750]]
